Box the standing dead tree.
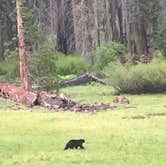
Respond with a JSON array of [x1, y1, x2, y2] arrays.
[[0, 1, 34, 106], [16, 1, 31, 90]]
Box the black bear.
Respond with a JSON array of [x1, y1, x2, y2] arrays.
[[64, 139, 85, 150]]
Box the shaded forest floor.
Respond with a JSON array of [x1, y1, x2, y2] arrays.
[[0, 84, 166, 166]]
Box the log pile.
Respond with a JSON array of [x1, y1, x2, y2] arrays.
[[63, 103, 117, 113], [0, 83, 116, 112]]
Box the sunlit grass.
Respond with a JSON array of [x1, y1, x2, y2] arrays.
[[0, 84, 166, 166]]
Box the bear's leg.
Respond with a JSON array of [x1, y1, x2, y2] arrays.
[[80, 145, 84, 149]]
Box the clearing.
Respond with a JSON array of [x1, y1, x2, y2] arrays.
[[0, 84, 166, 166]]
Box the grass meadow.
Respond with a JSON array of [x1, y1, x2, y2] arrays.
[[0, 84, 166, 166]]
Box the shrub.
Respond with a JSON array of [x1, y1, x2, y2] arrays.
[[56, 55, 90, 76], [93, 42, 125, 70], [38, 74, 61, 93], [0, 67, 7, 76], [153, 50, 166, 62], [28, 41, 61, 91], [154, 24, 166, 56], [0, 49, 19, 82], [29, 41, 89, 77], [28, 41, 89, 90], [104, 61, 166, 94], [29, 41, 58, 77]]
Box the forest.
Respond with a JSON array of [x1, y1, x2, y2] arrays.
[[0, 0, 166, 87], [0, 0, 166, 166]]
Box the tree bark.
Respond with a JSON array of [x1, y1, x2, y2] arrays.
[[16, 1, 31, 90], [56, 0, 75, 54], [110, 0, 120, 41], [139, 21, 148, 55], [81, 0, 93, 62], [60, 73, 105, 87], [94, 0, 101, 47], [104, 0, 111, 42], [109, 0, 125, 43], [0, 20, 4, 60], [50, 0, 54, 34]]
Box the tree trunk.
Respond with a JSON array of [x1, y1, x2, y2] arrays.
[[130, 20, 153, 63], [104, 0, 111, 42], [94, 0, 101, 47], [72, 0, 79, 51], [109, 0, 125, 43], [139, 21, 148, 55], [121, 0, 128, 46], [81, 0, 93, 62], [110, 0, 120, 41], [49, 0, 54, 34], [0, 20, 4, 60], [16, 1, 31, 90], [56, 0, 75, 54]]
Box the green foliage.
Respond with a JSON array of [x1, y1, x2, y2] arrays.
[[0, 0, 16, 60], [0, 48, 19, 82], [127, 0, 160, 28], [154, 25, 166, 56], [24, 24, 45, 43], [104, 60, 166, 94], [56, 55, 90, 76], [0, 67, 7, 76], [93, 42, 125, 70], [20, 3, 45, 44], [38, 74, 61, 93], [29, 41, 57, 77], [28, 41, 60, 91], [29, 41, 90, 90], [153, 50, 166, 62]]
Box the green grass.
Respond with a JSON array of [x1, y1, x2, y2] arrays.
[[0, 84, 166, 166]]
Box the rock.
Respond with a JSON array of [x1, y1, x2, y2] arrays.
[[114, 96, 129, 104]]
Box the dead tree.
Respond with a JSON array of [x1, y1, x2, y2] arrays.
[[60, 73, 105, 87], [16, 1, 31, 90]]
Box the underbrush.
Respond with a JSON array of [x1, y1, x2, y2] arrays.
[[0, 59, 19, 83], [104, 61, 166, 94], [93, 42, 125, 70], [56, 55, 90, 76]]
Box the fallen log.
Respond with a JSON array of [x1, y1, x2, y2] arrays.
[[60, 73, 105, 87], [0, 83, 116, 112], [0, 83, 37, 106]]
